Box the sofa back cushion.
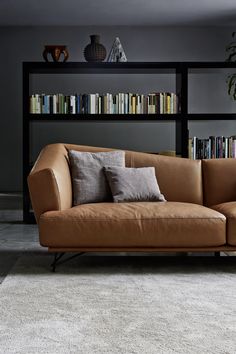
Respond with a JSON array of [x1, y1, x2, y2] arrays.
[[203, 158, 236, 207], [127, 151, 203, 205], [65, 144, 203, 205]]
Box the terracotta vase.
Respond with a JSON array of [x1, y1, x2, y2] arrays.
[[84, 35, 106, 62], [43, 45, 69, 62]]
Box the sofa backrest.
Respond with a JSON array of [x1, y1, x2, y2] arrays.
[[127, 150, 203, 204], [65, 144, 203, 205], [203, 158, 236, 207]]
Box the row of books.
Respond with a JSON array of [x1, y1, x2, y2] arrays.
[[29, 92, 179, 115], [189, 136, 236, 159]]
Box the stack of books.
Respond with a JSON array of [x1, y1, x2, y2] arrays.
[[29, 92, 179, 115], [189, 136, 236, 159]]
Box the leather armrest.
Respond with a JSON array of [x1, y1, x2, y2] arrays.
[[27, 144, 72, 223]]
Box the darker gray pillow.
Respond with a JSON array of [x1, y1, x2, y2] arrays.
[[104, 166, 166, 203], [68, 150, 125, 205]]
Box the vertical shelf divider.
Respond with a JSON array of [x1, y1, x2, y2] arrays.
[[176, 65, 188, 157], [23, 63, 33, 223]]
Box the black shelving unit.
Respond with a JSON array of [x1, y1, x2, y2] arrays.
[[23, 61, 236, 223]]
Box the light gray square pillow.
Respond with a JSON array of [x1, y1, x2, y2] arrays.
[[104, 166, 166, 203], [68, 150, 125, 205]]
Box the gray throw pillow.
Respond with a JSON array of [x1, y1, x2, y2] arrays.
[[68, 150, 125, 205], [104, 166, 166, 203]]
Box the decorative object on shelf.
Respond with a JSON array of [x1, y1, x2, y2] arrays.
[[107, 37, 127, 62], [43, 45, 69, 62], [226, 32, 236, 99], [83, 35, 106, 62]]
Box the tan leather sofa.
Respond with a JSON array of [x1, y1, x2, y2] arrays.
[[28, 143, 236, 254]]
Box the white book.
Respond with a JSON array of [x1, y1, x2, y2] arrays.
[[193, 137, 197, 160], [70, 95, 76, 114], [225, 138, 228, 158], [52, 95, 56, 114], [73, 95, 76, 114], [90, 94, 96, 114]]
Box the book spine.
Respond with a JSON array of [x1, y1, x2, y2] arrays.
[[193, 137, 197, 160], [225, 138, 229, 158], [98, 95, 101, 114], [188, 138, 193, 159], [132, 95, 136, 114]]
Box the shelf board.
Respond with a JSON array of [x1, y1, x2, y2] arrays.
[[187, 62, 236, 74], [24, 62, 180, 74], [26, 113, 236, 121], [27, 113, 182, 121], [187, 113, 236, 120], [23, 61, 236, 75]]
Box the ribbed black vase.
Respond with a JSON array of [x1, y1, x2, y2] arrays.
[[84, 35, 106, 62]]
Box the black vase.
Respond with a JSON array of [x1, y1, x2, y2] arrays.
[[84, 35, 106, 62]]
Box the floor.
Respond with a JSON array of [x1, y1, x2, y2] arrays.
[[0, 196, 45, 283]]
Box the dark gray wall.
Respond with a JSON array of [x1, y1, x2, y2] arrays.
[[0, 26, 235, 191]]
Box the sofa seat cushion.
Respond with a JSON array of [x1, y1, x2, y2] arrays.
[[211, 202, 236, 246], [39, 202, 226, 248]]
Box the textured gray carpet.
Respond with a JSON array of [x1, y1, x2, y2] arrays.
[[0, 255, 236, 354]]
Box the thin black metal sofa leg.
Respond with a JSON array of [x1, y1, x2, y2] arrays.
[[50, 252, 85, 272], [51, 252, 65, 272], [215, 251, 221, 257]]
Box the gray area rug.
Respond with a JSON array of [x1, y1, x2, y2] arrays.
[[0, 255, 236, 354]]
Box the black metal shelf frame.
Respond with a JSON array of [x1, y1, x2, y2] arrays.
[[28, 113, 182, 121], [23, 61, 236, 222]]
